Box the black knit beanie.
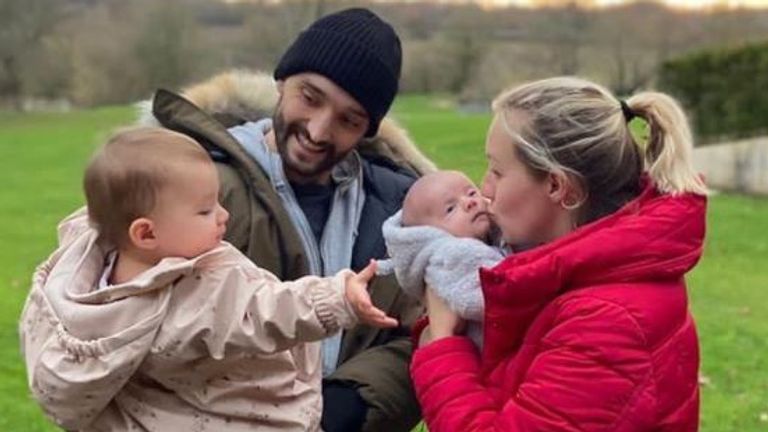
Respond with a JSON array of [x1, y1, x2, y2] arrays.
[[274, 8, 402, 137]]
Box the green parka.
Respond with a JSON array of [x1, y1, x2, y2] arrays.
[[142, 70, 437, 431]]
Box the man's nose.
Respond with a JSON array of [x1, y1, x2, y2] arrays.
[[306, 109, 333, 144]]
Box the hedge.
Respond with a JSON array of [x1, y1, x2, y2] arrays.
[[658, 41, 768, 144]]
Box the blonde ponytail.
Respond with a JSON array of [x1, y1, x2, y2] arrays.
[[626, 92, 708, 196]]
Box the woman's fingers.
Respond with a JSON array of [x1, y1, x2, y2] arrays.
[[425, 286, 463, 339]]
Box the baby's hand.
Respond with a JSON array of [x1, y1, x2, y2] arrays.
[[345, 260, 398, 328]]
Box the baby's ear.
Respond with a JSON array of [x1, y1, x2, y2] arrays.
[[128, 218, 158, 250]]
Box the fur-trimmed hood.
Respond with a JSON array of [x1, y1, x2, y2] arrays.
[[139, 69, 436, 176]]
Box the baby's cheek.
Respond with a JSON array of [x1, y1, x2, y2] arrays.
[[431, 218, 451, 233], [479, 199, 491, 212]]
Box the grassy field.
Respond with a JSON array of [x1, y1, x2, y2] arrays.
[[1, 96, 767, 431]]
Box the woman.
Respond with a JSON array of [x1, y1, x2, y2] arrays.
[[411, 77, 706, 431]]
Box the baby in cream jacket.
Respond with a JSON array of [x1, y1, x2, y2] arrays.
[[20, 127, 395, 431]]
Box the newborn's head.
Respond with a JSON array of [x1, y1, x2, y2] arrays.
[[402, 170, 491, 241]]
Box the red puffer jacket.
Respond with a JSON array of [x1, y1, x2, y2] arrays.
[[411, 183, 705, 431]]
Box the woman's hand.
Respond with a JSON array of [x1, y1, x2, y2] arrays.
[[421, 287, 464, 346], [345, 260, 398, 328]]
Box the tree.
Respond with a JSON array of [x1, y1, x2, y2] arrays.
[[133, 1, 202, 94], [438, 5, 491, 94], [0, 0, 66, 109], [532, 2, 591, 76]]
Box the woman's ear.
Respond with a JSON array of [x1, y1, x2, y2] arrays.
[[547, 172, 586, 210], [128, 218, 158, 250], [546, 172, 569, 204]]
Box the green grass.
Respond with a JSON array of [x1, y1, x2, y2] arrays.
[[1, 96, 767, 430], [687, 194, 768, 430], [0, 106, 133, 431], [393, 95, 492, 182]]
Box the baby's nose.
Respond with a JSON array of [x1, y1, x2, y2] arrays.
[[218, 205, 230, 224], [462, 196, 478, 211]]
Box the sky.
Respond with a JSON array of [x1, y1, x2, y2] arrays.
[[226, 0, 768, 7], [498, 0, 768, 8]]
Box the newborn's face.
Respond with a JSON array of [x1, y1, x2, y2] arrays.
[[406, 171, 492, 241]]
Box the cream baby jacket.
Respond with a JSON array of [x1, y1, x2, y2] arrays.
[[19, 209, 356, 431]]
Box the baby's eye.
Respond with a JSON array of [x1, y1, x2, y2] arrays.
[[198, 209, 213, 216], [445, 204, 455, 214], [468, 189, 478, 196]]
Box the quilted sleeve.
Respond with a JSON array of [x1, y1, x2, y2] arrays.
[[411, 298, 655, 431]]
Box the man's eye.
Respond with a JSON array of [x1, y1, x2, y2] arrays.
[[301, 90, 317, 105], [342, 116, 361, 129]]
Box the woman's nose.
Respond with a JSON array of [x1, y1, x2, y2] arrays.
[[481, 174, 494, 199]]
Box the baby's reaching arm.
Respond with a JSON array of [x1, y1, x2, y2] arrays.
[[179, 256, 396, 358]]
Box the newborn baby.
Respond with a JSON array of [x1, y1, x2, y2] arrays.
[[380, 170, 505, 347]]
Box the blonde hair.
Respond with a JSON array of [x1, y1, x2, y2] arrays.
[[83, 127, 211, 246], [492, 76, 707, 224]]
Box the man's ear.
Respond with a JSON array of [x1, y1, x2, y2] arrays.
[[276, 80, 285, 96], [128, 218, 158, 250]]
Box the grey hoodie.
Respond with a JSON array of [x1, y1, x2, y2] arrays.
[[227, 118, 365, 376]]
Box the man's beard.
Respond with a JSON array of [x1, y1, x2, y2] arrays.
[[272, 106, 349, 183]]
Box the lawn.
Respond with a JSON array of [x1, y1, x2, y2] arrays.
[[1, 95, 766, 431]]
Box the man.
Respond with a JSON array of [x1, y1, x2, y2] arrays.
[[145, 8, 433, 431]]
